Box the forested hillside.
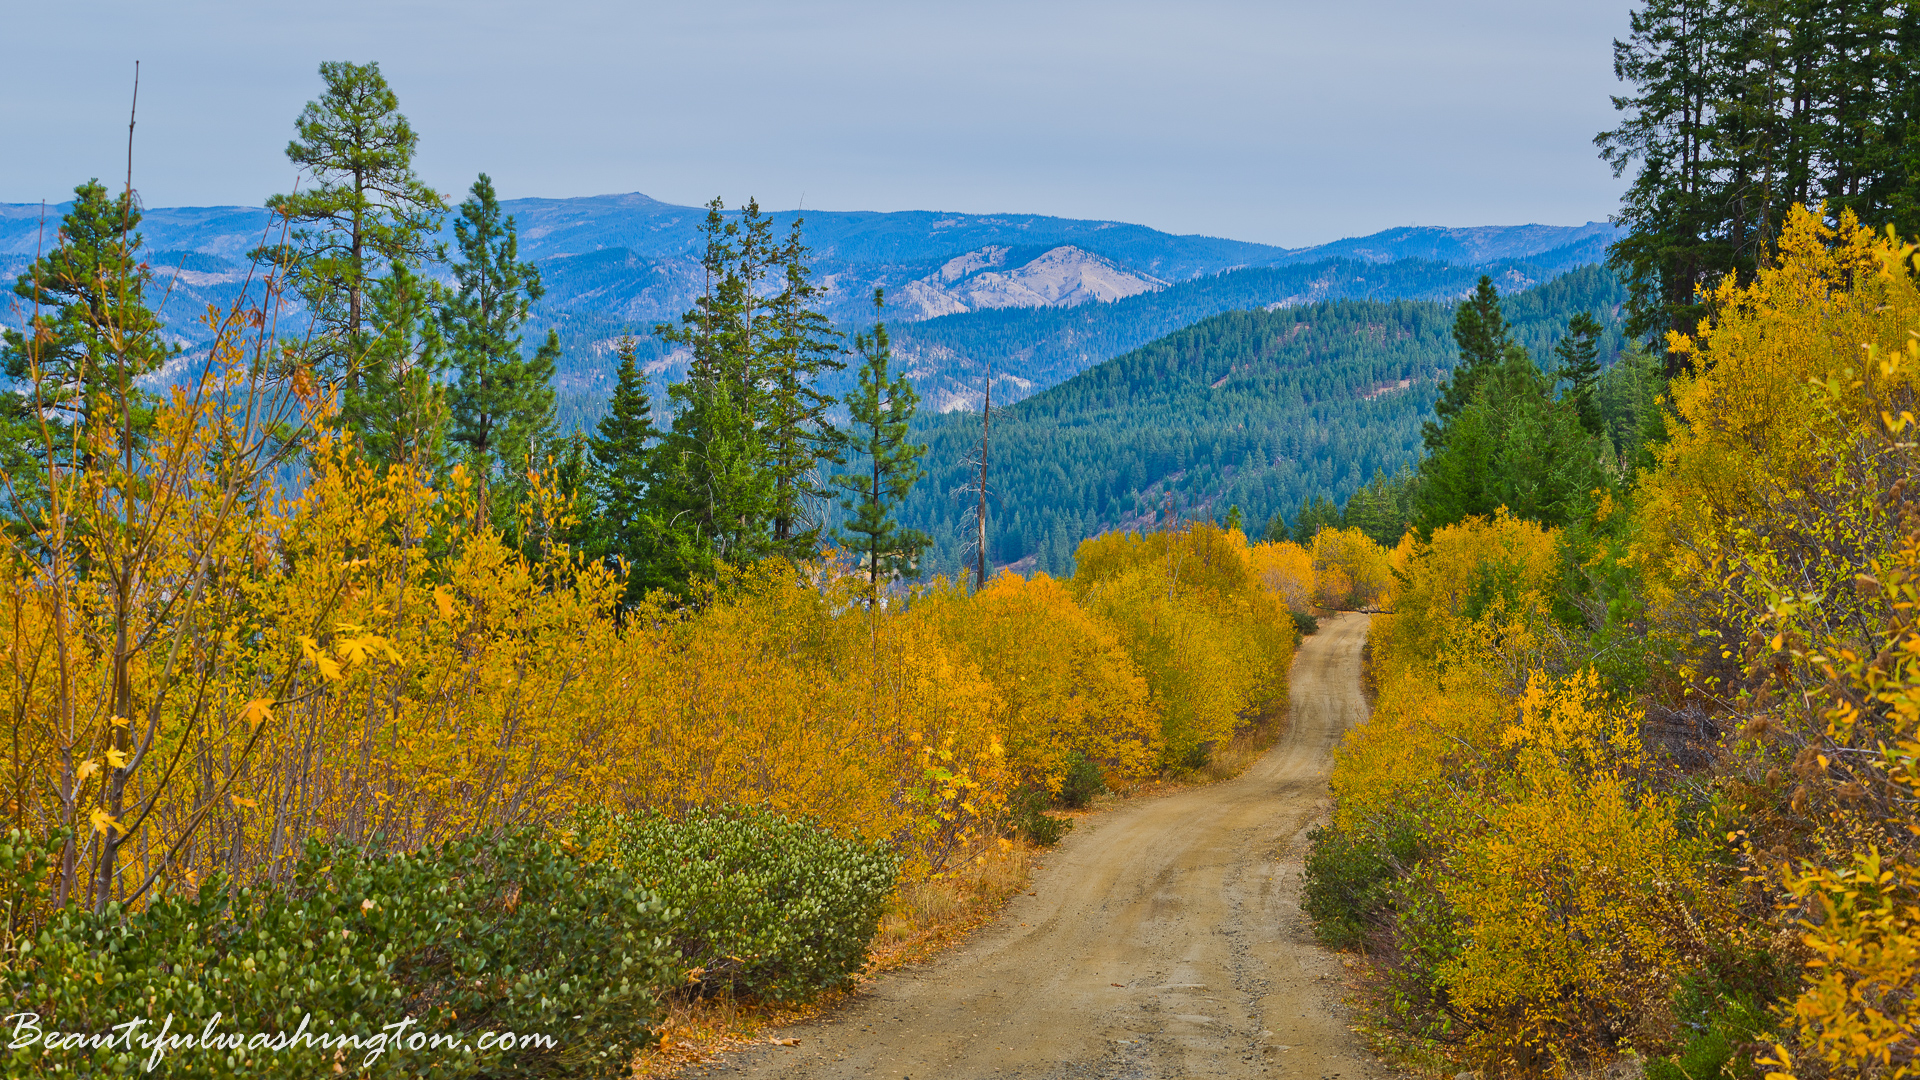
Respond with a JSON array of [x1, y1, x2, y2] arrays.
[[889, 246, 1615, 412], [907, 264, 1629, 579]]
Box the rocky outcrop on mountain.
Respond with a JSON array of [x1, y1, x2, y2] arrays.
[[892, 245, 1167, 320]]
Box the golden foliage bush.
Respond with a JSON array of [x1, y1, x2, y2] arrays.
[[2, 297, 1308, 928], [1323, 211, 1920, 1078], [908, 573, 1159, 795], [1249, 539, 1315, 613], [1072, 523, 1295, 768], [1333, 511, 1733, 1072], [1311, 527, 1396, 611]]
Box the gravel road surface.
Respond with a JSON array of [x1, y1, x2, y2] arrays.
[[702, 610, 1384, 1080]]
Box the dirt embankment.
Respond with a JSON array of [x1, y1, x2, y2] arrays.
[[702, 611, 1384, 1080]]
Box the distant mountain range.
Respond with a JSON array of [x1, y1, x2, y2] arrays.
[[0, 193, 1620, 422], [902, 264, 1632, 580]]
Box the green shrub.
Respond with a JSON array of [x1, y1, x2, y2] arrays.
[[1, 828, 675, 1079], [1300, 817, 1420, 950], [1009, 787, 1070, 846], [1292, 610, 1319, 637], [583, 807, 899, 1001], [1645, 972, 1776, 1080], [1057, 752, 1106, 809]]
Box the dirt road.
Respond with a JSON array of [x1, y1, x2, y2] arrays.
[[705, 611, 1383, 1080]]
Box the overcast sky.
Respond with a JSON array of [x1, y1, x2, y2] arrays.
[[1, 0, 1632, 249]]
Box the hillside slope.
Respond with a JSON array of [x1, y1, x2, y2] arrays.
[[903, 265, 1629, 579]]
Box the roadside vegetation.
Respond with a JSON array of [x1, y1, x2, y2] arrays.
[[0, 60, 1400, 1075], [1306, 210, 1920, 1078]]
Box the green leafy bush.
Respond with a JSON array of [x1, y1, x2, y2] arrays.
[[1008, 787, 1070, 846], [1300, 818, 1420, 950], [1057, 752, 1106, 809], [583, 807, 899, 1001], [1, 828, 675, 1079], [1292, 610, 1319, 637], [1644, 971, 1778, 1080]]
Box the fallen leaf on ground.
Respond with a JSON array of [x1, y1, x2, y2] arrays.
[[771, 1037, 800, 1046]]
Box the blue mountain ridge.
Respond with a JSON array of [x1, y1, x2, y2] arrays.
[[0, 193, 1619, 422]]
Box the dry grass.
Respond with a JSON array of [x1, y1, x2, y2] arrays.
[[629, 840, 1036, 1078], [1198, 699, 1290, 783]]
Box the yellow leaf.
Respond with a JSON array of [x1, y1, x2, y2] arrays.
[[434, 586, 455, 621], [103, 748, 129, 769], [232, 796, 258, 810], [74, 759, 100, 784], [241, 698, 275, 728], [336, 636, 371, 665], [89, 807, 126, 837]]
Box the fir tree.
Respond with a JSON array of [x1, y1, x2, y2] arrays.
[[834, 291, 930, 590], [1425, 276, 1510, 453], [1415, 347, 1600, 534], [0, 180, 176, 488], [587, 335, 658, 597], [760, 217, 845, 556], [1553, 311, 1606, 436], [262, 61, 443, 393], [345, 261, 447, 473]]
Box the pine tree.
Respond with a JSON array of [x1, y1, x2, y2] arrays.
[[1415, 347, 1601, 533], [834, 291, 930, 590], [262, 61, 443, 393], [588, 335, 658, 596], [443, 173, 556, 512], [0, 180, 176, 488], [1553, 311, 1606, 436], [644, 198, 811, 578], [1597, 1, 1920, 368]]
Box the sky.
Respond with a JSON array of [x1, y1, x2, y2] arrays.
[[0, 0, 1632, 249]]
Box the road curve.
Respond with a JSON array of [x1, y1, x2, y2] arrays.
[[704, 611, 1384, 1080]]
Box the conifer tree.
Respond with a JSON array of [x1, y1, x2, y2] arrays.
[[646, 201, 775, 575], [0, 180, 176, 487], [1598, 1, 1920, 366], [1425, 276, 1510, 453], [1553, 311, 1606, 436], [262, 61, 444, 393], [760, 217, 845, 555], [345, 261, 447, 473], [588, 335, 658, 594], [443, 174, 556, 508], [834, 291, 930, 590], [1415, 347, 1598, 533]]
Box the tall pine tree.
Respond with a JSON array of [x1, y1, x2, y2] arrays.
[[1424, 275, 1511, 454], [262, 61, 444, 395], [0, 180, 176, 490], [760, 216, 845, 556], [1553, 311, 1606, 437], [587, 334, 659, 600], [443, 173, 557, 517], [834, 291, 930, 591]]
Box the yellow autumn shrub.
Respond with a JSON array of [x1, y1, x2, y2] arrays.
[[1072, 523, 1294, 767], [1437, 672, 1735, 1070], [1312, 527, 1395, 611], [909, 573, 1160, 794], [1249, 540, 1315, 612]]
